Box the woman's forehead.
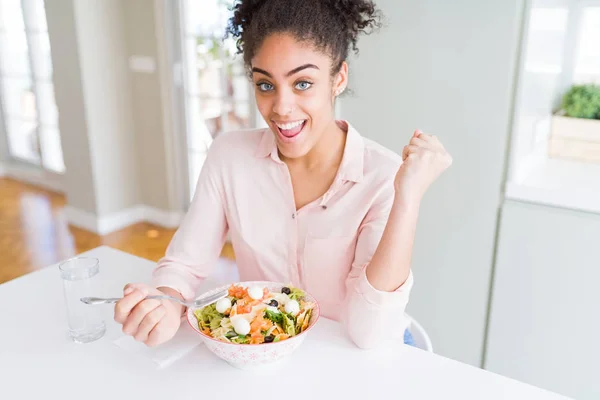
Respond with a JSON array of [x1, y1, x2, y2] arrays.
[[251, 33, 330, 76]]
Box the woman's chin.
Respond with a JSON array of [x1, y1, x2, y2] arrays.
[[277, 142, 311, 160]]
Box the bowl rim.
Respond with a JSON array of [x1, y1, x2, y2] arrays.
[[186, 280, 321, 347]]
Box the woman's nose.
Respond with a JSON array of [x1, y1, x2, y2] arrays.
[[272, 91, 295, 116]]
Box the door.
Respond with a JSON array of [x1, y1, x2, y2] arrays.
[[0, 0, 64, 174]]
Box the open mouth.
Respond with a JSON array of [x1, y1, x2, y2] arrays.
[[274, 120, 306, 143]]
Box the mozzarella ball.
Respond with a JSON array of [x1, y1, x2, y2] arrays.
[[284, 299, 300, 315], [232, 317, 251, 335], [273, 293, 290, 306], [215, 298, 231, 314], [247, 285, 264, 300]]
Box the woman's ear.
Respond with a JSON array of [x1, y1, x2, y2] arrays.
[[333, 61, 349, 97]]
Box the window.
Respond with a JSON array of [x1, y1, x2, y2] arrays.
[[573, 7, 600, 84], [505, 1, 600, 215], [0, 0, 64, 173], [179, 0, 257, 199], [507, 3, 569, 181]]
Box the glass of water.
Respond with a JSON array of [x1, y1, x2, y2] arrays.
[[59, 257, 106, 343]]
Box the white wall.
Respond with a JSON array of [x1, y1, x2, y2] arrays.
[[0, 116, 8, 169], [340, 0, 525, 366], [0, 98, 7, 166], [124, 0, 177, 212], [73, 0, 139, 216], [45, 0, 98, 213], [486, 200, 600, 400], [43, 0, 182, 233]]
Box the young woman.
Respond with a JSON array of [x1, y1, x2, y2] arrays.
[[114, 0, 452, 349]]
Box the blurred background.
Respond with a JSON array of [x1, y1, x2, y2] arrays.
[[0, 0, 599, 398]]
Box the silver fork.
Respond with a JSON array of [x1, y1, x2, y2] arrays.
[[80, 288, 228, 309]]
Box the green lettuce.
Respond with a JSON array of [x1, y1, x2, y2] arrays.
[[225, 330, 237, 339], [264, 309, 283, 325], [231, 335, 250, 344]]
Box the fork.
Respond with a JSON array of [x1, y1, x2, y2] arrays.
[[80, 288, 228, 309]]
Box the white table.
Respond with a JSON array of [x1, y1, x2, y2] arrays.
[[0, 246, 570, 400]]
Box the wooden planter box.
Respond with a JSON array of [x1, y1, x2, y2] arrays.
[[549, 114, 600, 163]]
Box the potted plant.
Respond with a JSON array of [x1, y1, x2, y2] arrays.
[[549, 84, 600, 163]]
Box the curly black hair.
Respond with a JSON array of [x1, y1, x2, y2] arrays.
[[225, 0, 382, 76]]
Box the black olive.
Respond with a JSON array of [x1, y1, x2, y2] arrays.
[[269, 299, 278, 307], [281, 287, 291, 295], [264, 335, 275, 343]]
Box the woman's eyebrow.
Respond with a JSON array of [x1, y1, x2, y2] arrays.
[[285, 64, 319, 76], [251, 64, 320, 78]]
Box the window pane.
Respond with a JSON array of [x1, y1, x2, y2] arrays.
[[199, 96, 226, 136], [187, 36, 233, 98], [184, 37, 201, 96], [36, 81, 58, 125], [524, 7, 569, 73], [22, 0, 48, 31], [199, 61, 225, 98], [573, 7, 600, 84], [6, 118, 40, 163], [39, 126, 64, 172], [229, 101, 250, 129], [29, 32, 53, 79], [184, 0, 234, 36], [195, 98, 251, 136], [1, 77, 36, 119], [185, 96, 213, 151], [227, 60, 249, 103], [0, 0, 25, 31], [0, 30, 31, 76]]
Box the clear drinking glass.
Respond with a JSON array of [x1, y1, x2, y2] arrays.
[[59, 257, 106, 343]]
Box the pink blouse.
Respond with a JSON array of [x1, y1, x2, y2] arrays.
[[152, 120, 414, 348]]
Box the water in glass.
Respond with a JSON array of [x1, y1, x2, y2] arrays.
[[59, 257, 106, 343]]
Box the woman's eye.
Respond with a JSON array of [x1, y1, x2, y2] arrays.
[[257, 82, 274, 92], [295, 81, 312, 91]]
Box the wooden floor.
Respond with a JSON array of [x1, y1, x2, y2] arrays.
[[0, 178, 234, 285]]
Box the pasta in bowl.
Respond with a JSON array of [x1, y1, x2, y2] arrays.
[[186, 281, 320, 369]]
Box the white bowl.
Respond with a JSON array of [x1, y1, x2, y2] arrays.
[[186, 281, 320, 369]]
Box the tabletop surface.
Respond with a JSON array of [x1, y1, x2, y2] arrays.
[[0, 246, 570, 400]]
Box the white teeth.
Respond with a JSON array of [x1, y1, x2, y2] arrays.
[[275, 120, 304, 130]]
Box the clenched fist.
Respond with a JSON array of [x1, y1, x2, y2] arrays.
[[396, 129, 452, 204]]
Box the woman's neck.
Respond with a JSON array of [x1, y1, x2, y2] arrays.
[[284, 120, 346, 172]]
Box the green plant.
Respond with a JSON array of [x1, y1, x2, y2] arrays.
[[561, 84, 600, 120]]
